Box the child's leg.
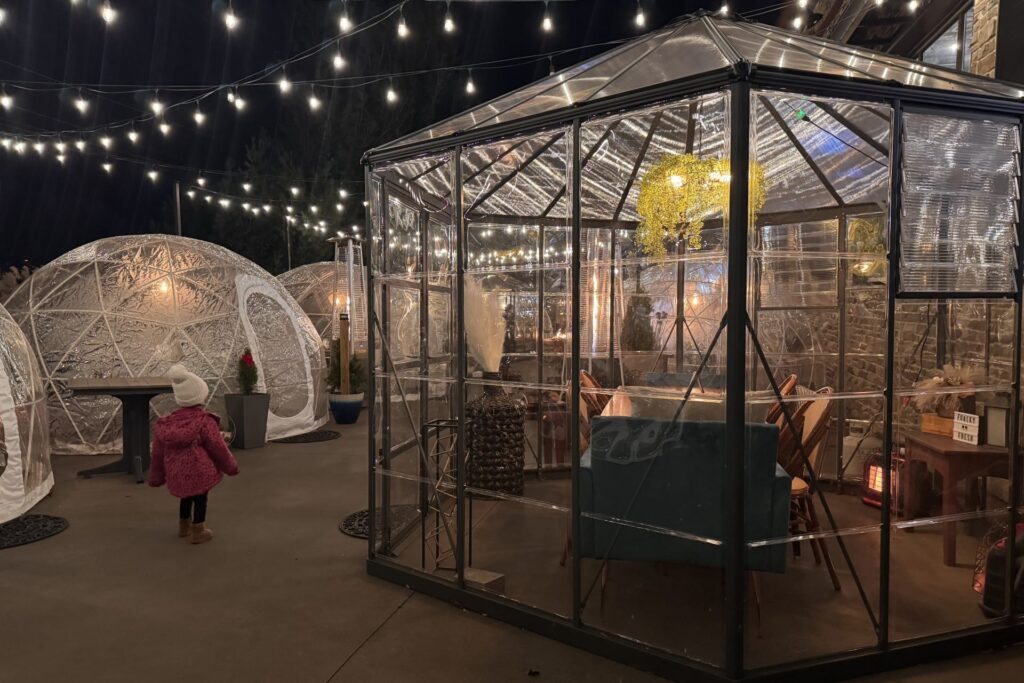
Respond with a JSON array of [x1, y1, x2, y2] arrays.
[[192, 494, 208, 524], [179, 497, 194, 520]]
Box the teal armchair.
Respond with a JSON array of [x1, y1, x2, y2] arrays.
[[578, 416, 791, 573]]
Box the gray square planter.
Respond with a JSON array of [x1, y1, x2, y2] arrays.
[[224, 393, 270, 449]]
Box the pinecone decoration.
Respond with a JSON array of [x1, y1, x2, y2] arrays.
[[466, 385, 525, 497]]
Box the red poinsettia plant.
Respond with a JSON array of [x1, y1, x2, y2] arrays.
[[237, 347, 258, 395]]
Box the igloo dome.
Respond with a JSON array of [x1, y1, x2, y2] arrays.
[[277, 259, 367, 351], [4, 235, 327, 455], [0, 302, 52, 523]]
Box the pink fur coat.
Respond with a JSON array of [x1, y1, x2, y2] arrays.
[[148, 406, 239, 498]]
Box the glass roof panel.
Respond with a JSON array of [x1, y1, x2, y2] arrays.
[[371, 15, 1022, 157]]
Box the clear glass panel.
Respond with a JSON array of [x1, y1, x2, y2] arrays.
[[922, 21, 959, 71], [900, 112, 1020, 294], [962, 8, 974, 72]]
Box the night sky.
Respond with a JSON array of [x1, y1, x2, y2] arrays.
[[0, 0, 780, 273]]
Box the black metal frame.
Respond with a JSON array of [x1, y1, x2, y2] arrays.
[[363, 19, 1024, 680]]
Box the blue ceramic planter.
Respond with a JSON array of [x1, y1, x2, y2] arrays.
[[329, 393, 363, 424]]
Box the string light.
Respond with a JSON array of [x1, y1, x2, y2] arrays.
[[186, 190, 196, 199], [798, 0, 808, 7], [74, 92, 89, 115], [277, 71, 292, 95], [233, 89, 246, 111], [875, 0, 885, 5], [100, 1, 116, 24], [54, 141, 66, 153], [242, 182, 252, 193], [397, 4, 409, 39], [634, 2, 645, 28], [386, 80, 398, 104], [223, 2, 239, 32], [149, 96, 164, 116], [907, 0, 919, 10], [99, 135, 112, 150], [719, 3, 729, 16], [0, 90, 12, 110], [338, 0, 352, 33], [33, 141, 45, 155], [541, 1, 553, 33], [290, 186, 300, 197], [74, 139, 86, 152], [56, 153, 66, 165], [127, 128, 139, 144], [159, 121, 171, 136], [0, 8, 6, 27], [465, 70, 476, 95], [332, 45, 346, 71], [308, 88, 322, 112], [102, 161, 113, 173], [443, 1, 455, 32], [147, 168, 159, 182], [193, 106, 206, 126], [338, 189, 348, 199], [792, 15, 803, 29]]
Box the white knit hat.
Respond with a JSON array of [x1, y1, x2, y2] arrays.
[[166, 364, 209, 408]]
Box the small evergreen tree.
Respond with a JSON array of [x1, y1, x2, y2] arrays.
[[237, 348, 258, 394]]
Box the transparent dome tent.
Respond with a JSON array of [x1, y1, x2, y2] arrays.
[[277, 246, 367, 353], [4, 235, 327, 455], [364, 12, 1024, 682], [0, 303, 52, 524]]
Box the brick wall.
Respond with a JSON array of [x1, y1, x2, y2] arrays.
[[971, 0, 999, 78]]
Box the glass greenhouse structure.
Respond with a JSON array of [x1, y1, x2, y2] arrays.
[[363, 14, 1024, 680]]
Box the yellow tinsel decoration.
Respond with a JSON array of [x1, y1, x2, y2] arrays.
[[635, 154, 765, 257]]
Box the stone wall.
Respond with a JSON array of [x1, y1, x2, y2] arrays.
[[971, 0, 999, 78]]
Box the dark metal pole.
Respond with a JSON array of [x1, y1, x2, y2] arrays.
[[365, 167, 378, 560], [1004, 117, 1024, 619], [836, 210, 848, 486], [285, 217, 293, 271], [879, 100, 903, 649], [454, 148, 467, 588], [724, 77, 750, 678], [570, 119, 583, 627], [173, 181, 183, 236]]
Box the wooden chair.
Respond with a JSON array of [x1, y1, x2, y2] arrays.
[[786, 388, 841, 591], [764, 374, 799, 426]]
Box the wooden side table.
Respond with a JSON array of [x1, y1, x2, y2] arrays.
[[902, 429, 1007, 566]]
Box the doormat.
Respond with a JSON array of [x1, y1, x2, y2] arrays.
[[0, 514, 69, 550], [272, 430, 341, 444], [339, 505, 419, 540]]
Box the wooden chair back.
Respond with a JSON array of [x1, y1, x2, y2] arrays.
[[765, 374, 799, 426]]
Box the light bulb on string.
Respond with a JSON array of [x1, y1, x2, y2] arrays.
[[33, 141, 45, 155], [224, 2, 239, 32], [100, 1, 115, 24], [332, 44, 346, 71], [186, 190, 196, 199], [336, 203, 344, 213], [193, 106, 206, 126], [465, 70, 476, 95], [0, 8, 6, 26], [242, 182, 252, 193], [1, 88, 12, 110], [908, 0, 919, 10], [197, 176, 207, 187], [278, 71, 292, 94], [541, 1, 553, 32], [219, 198, 231, 209], [99, 135, 112, 150], [233, 89, 246, 111], [149, 93, 164, 115], [285, 205, 294, 213], [56, 153, 66, 165], [55, 141, 66, 153], [386, 80, 398, 104], [339, 13, 352, 33], [242, 202, 250, 211], [338, 189, 348, 198], [147, 168, 159, 183], [102, 161, 113, 174], [310, 204, 319, 214], [874, 0, 884, 5], [634, 2, 645, 28], [13, 140, 25, 155], [262, 204, 271, 213], [443, 1, 454, 32], [798, 0, 808, 7], [204, 195, 213, 203], [308, 87, 322, 112], [127, 128, 139, 144], [159, 121, 171, 136], [397, 6, 409, 39], [290, 186, 300, 197], [74, 139, 86, 152], [74, 91, 89, 114], [719, 3, 729, 16], [792, 15, 804, 29]]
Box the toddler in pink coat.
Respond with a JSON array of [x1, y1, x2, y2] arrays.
[[148, 364, 239, 544]]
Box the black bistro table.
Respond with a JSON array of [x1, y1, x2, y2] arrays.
[[66, 377, 173, 483]]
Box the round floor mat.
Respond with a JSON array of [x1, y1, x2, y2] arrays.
[[339, 505, 419, 540], [0, 514, 69, 550], [272, 429, 341, 444]]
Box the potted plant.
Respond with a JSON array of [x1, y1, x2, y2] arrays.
[[224, 347, 270, 449], [328, 338, 366, 424]]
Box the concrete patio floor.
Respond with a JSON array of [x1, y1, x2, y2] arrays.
[[1, 414, 1021, 682]]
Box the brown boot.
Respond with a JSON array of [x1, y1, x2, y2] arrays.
[[190, 522, 213, 545], [178, 519, 192, 538]]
